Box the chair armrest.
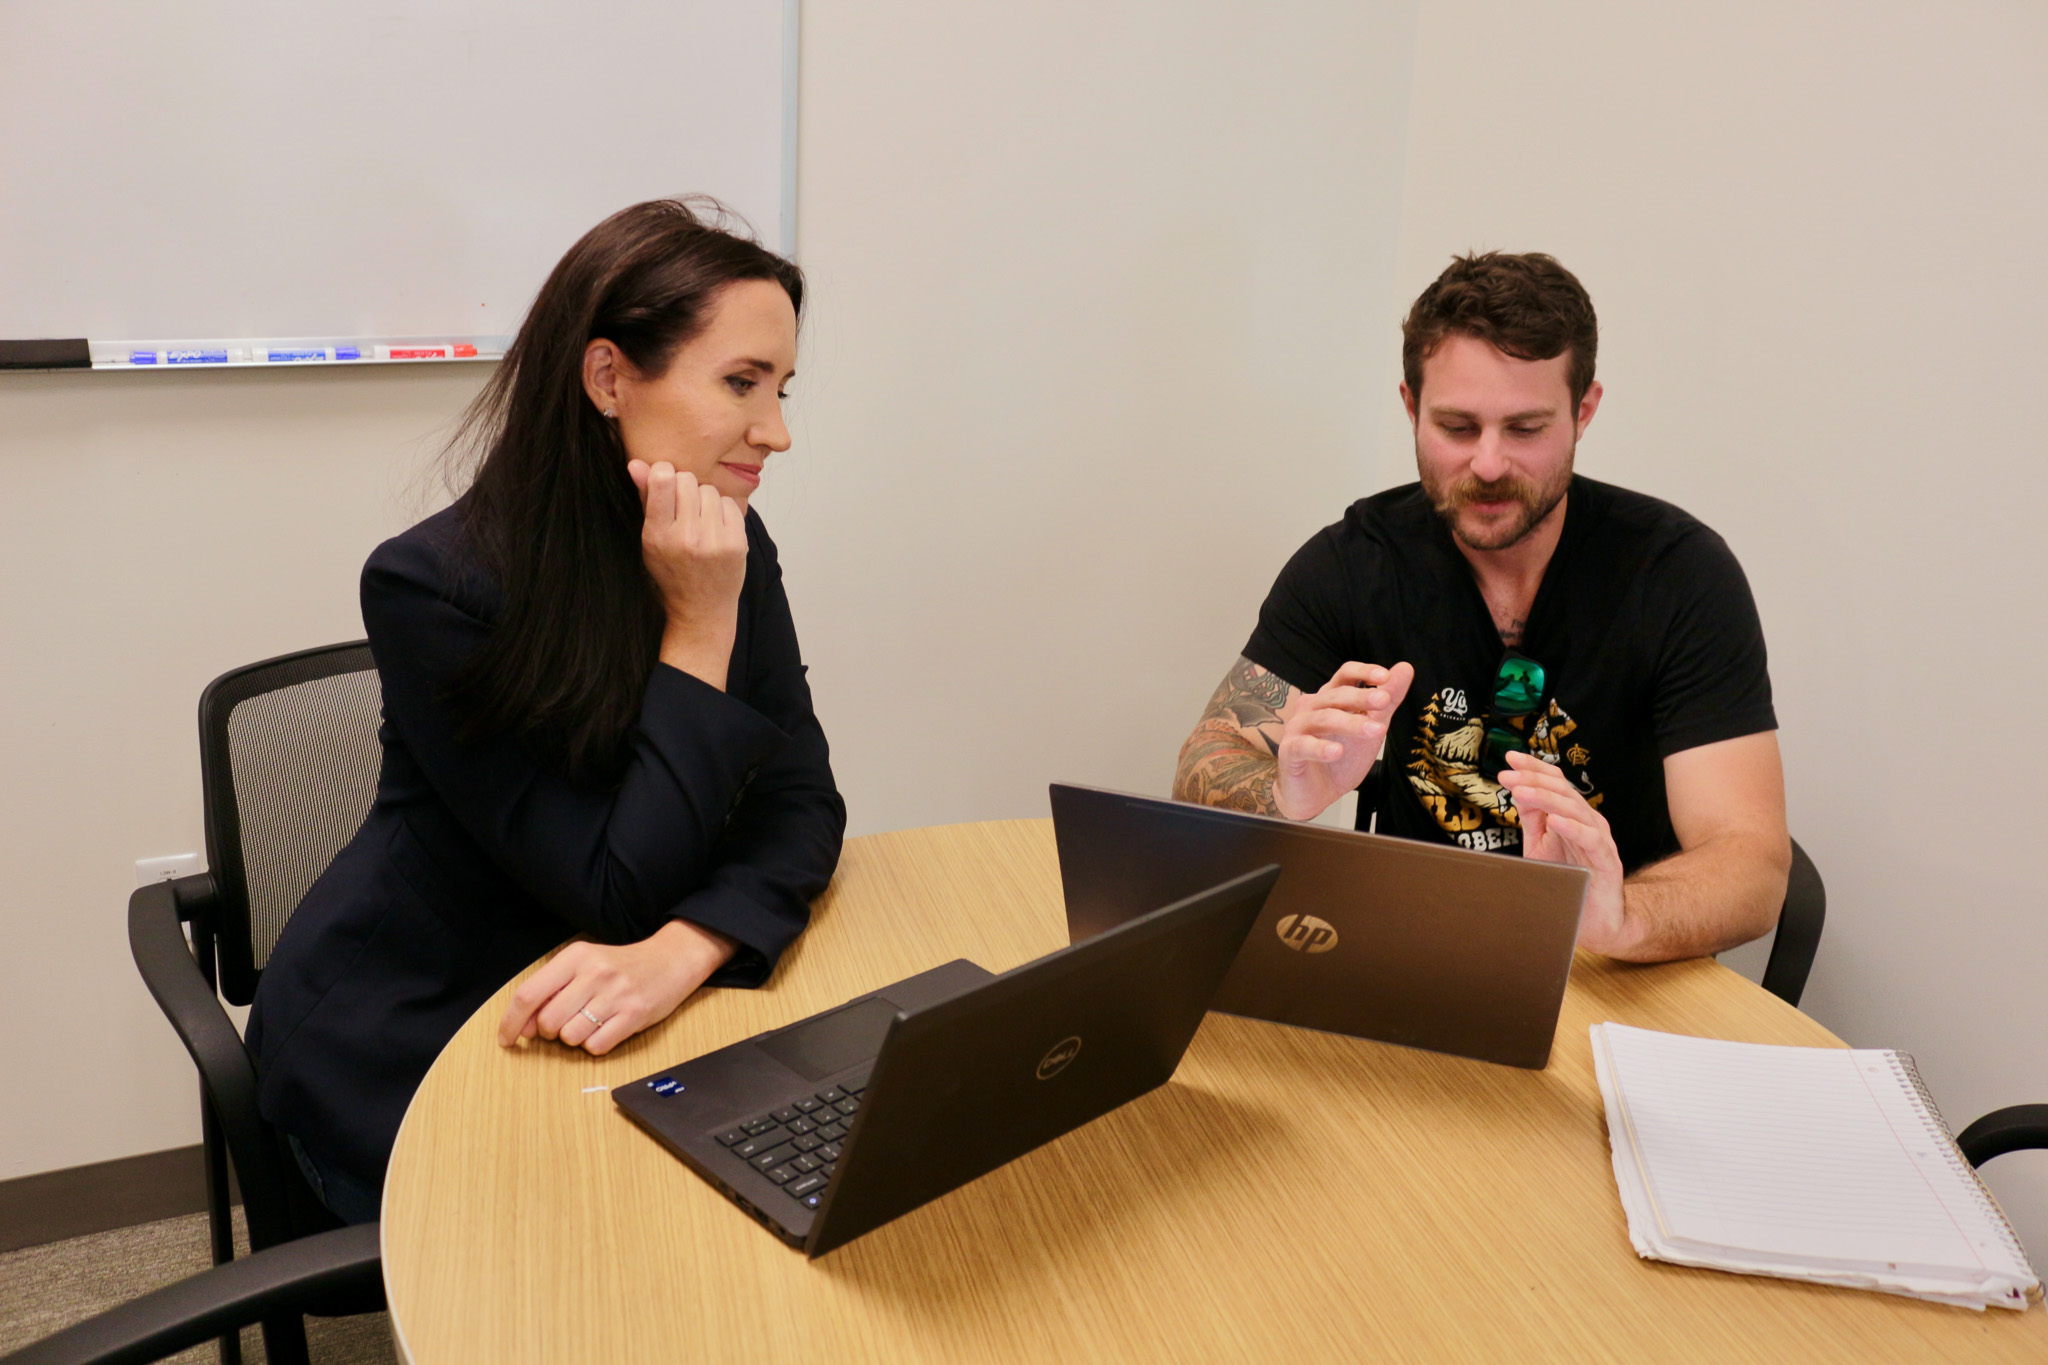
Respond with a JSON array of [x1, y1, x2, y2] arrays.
[[0, 1222, 381, 1365], [126, 876, 296, 1250], [1956, 1104, 2048, 1169]]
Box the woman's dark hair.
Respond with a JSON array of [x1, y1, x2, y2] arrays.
[[447, 197, 803, 785], [1401, 251, 1598, 409]]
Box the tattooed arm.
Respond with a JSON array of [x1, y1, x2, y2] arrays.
[[1172, 657, 1296, 814], [1174, 656, 1415, 821]]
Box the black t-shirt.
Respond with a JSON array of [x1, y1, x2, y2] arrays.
[[1243, 475, 1775, 872]]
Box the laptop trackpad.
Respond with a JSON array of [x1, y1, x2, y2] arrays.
[[755, 995, 901, 1081]]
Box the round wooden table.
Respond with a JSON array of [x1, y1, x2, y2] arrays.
[[382, 820, 2045, 1362]]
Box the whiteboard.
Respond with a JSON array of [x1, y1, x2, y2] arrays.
[[0, 1, 795, 364]]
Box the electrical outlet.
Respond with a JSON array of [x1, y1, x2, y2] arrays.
[[136, 853, 204, 888]]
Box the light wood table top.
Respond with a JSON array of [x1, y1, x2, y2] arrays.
[[383, 819, 2045, 1363]]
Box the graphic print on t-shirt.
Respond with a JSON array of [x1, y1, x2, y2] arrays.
[[1406, 684, 1603, 854]]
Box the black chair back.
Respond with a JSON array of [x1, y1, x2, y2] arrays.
[[197, 642, 382, 1004], [1760, 838, 1826, 1008], [128, 641, 387, 1365]]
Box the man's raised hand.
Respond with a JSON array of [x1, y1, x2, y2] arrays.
[[1273, 661, 1414, 822]]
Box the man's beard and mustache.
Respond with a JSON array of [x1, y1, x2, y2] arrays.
[[1420, 449, 1574, 552]]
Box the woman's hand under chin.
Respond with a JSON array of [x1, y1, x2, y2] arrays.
[[628, 458, 748, 691], [496, 919, 739, 1056]]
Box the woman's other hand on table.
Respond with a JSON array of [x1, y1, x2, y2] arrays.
[[497, 919, 738, 1056]]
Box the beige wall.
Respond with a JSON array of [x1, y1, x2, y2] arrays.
[[0, 1, 1418, 1177], [1385, 0, 2048, 1251], [0, 365, 480, 1175], [760, 1, 1418, 835], [8, 0, 2046, 1271]]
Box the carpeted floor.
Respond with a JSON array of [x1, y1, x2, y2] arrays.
[[0, 1209, 395, 1364]]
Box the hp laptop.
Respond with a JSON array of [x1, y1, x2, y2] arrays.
[[1050, 784, 1588, 1069], [615, 864, 1280, 1258]]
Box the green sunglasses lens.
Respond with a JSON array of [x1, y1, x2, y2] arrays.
[[1484, 726, 1525, 768], [1493, 655, 1546, 715]]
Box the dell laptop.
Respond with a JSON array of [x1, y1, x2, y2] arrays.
[[1050, 784, 1588, 1069], [615, 864, 1280, 1258]]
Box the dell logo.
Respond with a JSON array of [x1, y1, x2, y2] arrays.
[[1276, 913, 1338, 954], [1036, 1036, 1083, 1080]]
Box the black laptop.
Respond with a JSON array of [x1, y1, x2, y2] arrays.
[[614, 864, 1280, 1258], [1051, 784, 1588, 1069]]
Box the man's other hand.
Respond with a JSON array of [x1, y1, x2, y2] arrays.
[[1497, 748, 1630, 953]]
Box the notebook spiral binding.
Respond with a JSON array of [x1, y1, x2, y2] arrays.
[[1886, 1051, 2037, 1277]]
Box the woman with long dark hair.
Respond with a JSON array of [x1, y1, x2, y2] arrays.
[[247, 199, 845, 1224]]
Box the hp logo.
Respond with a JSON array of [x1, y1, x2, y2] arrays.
[[1275, 913, 1338, 954], [1036, 1036, 1083, 1080]]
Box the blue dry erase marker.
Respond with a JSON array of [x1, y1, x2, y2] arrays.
[[334, 346, 363, 361], [265, 348, 329, 363], [129, 351, 158, 364], [166, 348, 230, 364]]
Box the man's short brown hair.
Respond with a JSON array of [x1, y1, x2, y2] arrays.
[[1401, 252, 1598, 409]]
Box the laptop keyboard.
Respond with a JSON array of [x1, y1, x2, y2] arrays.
[[713, 1082, 865, 1210]]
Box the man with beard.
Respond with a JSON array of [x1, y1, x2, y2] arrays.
[[1171, 252, 1788, 962]]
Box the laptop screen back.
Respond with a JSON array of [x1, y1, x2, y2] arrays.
[[1050, 784, 1587, 1069], [805, 864, 1279, 1257]]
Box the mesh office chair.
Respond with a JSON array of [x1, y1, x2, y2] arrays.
[[0, 1224, 381, 1365], [124, 642, 386, 1365], [1355, 765, 1828, 1008]]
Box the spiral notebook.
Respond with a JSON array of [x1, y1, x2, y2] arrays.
[[1591, 1022, 2039, 1310]]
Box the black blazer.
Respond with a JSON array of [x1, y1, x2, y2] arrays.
[[246, 502, 845, 1190]]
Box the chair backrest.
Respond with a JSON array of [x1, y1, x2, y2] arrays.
[[1760, 837, 1826, 1009], [198, 642, 383, 1005]]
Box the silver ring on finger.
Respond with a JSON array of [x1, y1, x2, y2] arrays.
[[579, 1006, 603, 1027]]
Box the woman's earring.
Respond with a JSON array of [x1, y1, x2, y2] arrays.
[[602, 407, 617, 420]]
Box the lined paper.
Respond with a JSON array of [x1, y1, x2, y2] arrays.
[[1593, 1023, 2037, 1309]]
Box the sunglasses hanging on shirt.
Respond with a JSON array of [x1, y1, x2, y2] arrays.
[[1482, 651, 1548, 772]]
